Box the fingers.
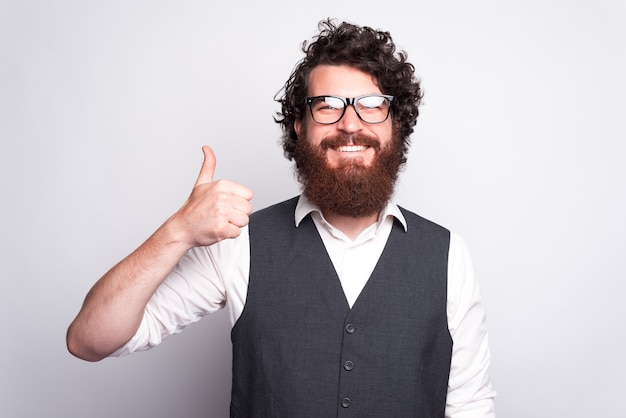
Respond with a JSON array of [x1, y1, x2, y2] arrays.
[[218, 199, 252, 240], [228, 195, 254, 225], [194, 145, 216, 187], [228, 182, 254, 203], [226, 209, 251, 231], [180, 189, 251, 246], [208, 181, 254, 225]]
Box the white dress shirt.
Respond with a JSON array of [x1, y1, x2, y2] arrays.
[[113, 195, 496, 417]]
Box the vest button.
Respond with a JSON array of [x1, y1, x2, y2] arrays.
[[345, 323, 355, 334], [341, 398, 351, 408], [344, 360, 354, 371]]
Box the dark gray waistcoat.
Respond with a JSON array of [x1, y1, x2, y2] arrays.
[[231, 197, 452, 418]]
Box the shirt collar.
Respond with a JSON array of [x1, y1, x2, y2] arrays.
[[294, 194, 408, 232]]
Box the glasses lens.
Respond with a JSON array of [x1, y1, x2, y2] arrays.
[[309, 96, 346, 124], [356, 95, 391, 123]]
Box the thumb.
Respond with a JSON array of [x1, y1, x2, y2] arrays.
[[194, 145, 216, 186]]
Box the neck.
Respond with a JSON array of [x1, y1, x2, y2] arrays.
[[322, 210, 380, 240]]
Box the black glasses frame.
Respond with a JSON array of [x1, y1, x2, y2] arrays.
[[305, 94, 394, 125]]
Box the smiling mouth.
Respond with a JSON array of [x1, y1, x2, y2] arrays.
[[321, 134, 381, 153], [336, 145, 368, 152]]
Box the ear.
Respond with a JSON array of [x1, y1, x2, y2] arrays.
[[294, 118, 304, 138]]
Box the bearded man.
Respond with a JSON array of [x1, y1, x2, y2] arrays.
[[67, 19, 496, 417]]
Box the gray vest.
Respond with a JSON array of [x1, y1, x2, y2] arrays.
[[231, 197, 452, 417]]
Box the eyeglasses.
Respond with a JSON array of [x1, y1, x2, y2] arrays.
[[305, 94, 394, 125]]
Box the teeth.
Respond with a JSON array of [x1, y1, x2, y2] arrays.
[[337, 145, 367, 152]]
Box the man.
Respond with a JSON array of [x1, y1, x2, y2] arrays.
[[67, 19, 496, 417]]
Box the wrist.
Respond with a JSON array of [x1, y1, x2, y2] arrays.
[[154, 214, 197, 254]]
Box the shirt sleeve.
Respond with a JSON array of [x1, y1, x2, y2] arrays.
[[110, 227, 250, 356], [445, 232, 497, 417]]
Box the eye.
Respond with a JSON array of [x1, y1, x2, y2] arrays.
[[315, 96, 345, 110], [357, 95, 387, 109]]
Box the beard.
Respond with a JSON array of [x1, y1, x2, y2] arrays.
[[293, 131, 405, 218]]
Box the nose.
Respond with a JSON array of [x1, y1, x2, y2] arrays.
[[335, 105, 363, 133]]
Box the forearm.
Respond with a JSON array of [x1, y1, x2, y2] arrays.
[[66, 220, 191, 361]]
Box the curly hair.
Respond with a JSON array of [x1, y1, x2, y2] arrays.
[[275, 18, 423, 163]]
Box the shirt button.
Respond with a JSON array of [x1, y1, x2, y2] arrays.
[[344, 360, 354, 371], [341, 398, 351, 408], [345, 323, 355, 334]]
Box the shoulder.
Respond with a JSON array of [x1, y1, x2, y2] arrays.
[[249, 196, 300, 237], [397, 205, 451, 239], [250, 196, 299, 221]]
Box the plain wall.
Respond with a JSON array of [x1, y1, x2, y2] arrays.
[[1, 1, 625, 417]]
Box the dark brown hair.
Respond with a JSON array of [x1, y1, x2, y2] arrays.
[[275, 19, 423, 164]]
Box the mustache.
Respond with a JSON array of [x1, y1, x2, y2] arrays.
[[320, 134, 381, 151]]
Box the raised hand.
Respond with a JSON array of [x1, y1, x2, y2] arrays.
[[170, 145, 253, 248]]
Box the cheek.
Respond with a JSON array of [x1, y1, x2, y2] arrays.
[[304, 125, 332, 147], [296, 118, 320, 142], [383, 119, 395, 136], [373, 126, 394, 147]]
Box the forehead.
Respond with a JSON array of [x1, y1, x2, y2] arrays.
[[308, 65, 381, 97]]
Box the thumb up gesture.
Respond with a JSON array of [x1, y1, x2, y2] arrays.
[[170, 146, 253, 248]]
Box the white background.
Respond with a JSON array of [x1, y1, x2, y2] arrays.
[[1, 1, 625, 417]]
